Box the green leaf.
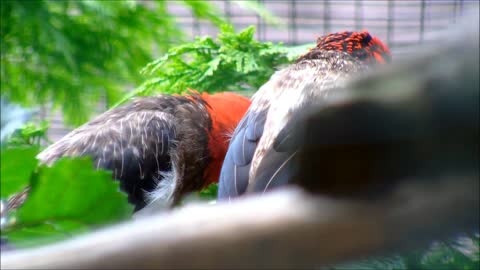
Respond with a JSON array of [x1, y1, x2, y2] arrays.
[[6, 220, 89, 248], [198, 183, 218, 200], [5, 121, 50, 147], [179, 183, 218, 206], [18, 157, 133, 224], [199, 58, 222, 81], [0, 147, 39, 198], [6, 157, 133, 248], [238, 25, 256, 42]]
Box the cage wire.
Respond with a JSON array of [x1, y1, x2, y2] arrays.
[[172, 0, 478, 57], [39, 0, 478, 141]]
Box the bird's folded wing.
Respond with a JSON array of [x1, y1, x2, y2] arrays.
[[217, 108, 267, 199], [37, 107, 177, 209]]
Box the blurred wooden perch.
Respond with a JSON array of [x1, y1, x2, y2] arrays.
[[1, 176, 478, 269]]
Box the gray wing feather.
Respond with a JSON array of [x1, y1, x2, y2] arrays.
[[217, 108, 267, 199], [37, 107, 177, 210]]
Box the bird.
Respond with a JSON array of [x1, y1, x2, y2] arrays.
[[218, 31, 391, 200], [37, 91, 251, 211], [291, 14, 479, 199]]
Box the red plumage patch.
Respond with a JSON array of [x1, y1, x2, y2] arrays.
[[300, 30, 391, 64], [200, 92, 251, 186], [318, 30, 391, 64]]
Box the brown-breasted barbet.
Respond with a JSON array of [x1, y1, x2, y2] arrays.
[[217, 30, 391, 200], [37, 91, 251, 211]]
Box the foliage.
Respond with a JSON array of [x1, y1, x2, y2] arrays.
[[4, 121, 50, 147], [327, 234, 479, 270], [116, 25, 311, 105], [1, 99, 51, 147], [198, 183, 218, 201], [413, 236, 479, 270], [1, 0, 225, 126], [178, 183, 218, 207], [0, 98, 33, 142], [0, 146, 133, 248]]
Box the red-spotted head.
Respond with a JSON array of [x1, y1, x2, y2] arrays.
[[298, 30, 391, 65]]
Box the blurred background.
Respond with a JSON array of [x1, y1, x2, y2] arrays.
[[1, 0, 477, 141], [173, 0, 475, 56]]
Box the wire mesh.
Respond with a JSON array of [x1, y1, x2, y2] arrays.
[[171, 0, 478, 57]]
